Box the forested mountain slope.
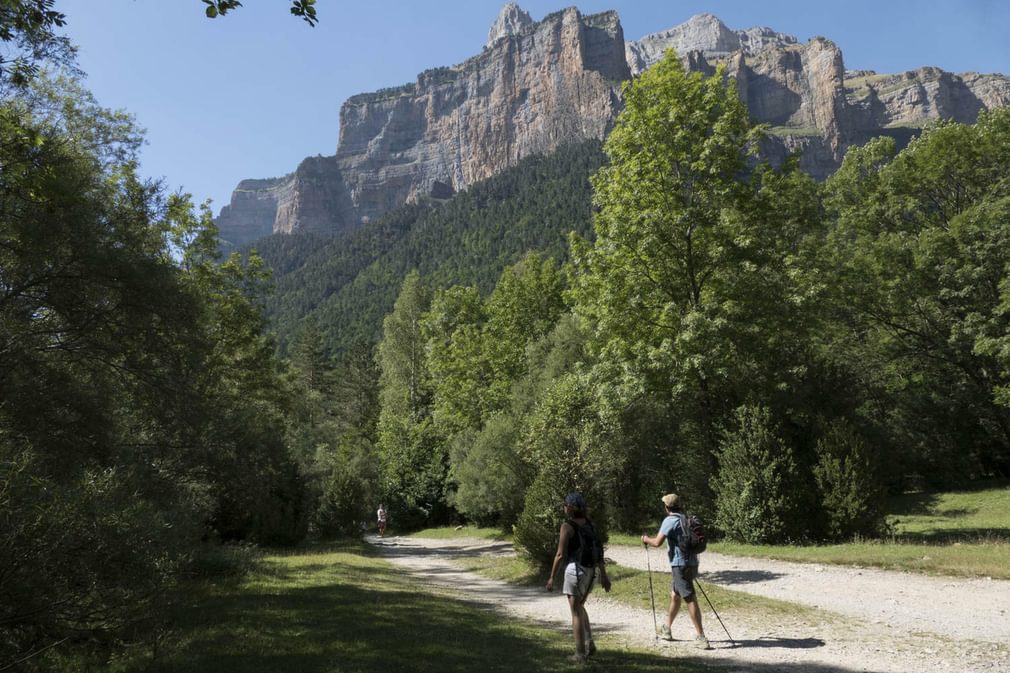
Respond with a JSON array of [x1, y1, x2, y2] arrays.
[[251, 140, 605, 354]]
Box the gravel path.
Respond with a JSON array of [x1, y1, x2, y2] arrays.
[[369, 535, 1010, 672]]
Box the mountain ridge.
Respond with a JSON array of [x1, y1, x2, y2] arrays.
[[216, 6, 1010, 247]]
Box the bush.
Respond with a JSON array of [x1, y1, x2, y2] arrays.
[[313, 435, 378, 537], [0, 451, 195, 670], [315, 464, 368, 537], [712, 405, 807, 544], [512, 474, 566, 567], [813, 419, 887, 540], [448, 413, 528, 528], [511, 374, 617, 567]]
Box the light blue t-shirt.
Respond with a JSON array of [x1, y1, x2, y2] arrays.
[[659, 514, 699, 567]]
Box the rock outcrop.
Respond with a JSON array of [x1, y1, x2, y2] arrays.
[[625, 13, 1010, 180], [625, 13, 797, 75], [217, 6, 1010, 245], [486, 2, 533, 47], [218, 6, 628, 246]]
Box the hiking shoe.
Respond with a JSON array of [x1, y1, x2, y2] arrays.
[[694, 633, 711, 650], [658, 625, 673, 641], [586, 640, 597, 657], [570, 652, 588, 664]]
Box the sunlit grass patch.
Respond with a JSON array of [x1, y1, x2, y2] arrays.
[[704, 485, 1010, 578], [710, 537, 1010, 579], [409, 525, 508, 540], [888, 484, 1010, 541]]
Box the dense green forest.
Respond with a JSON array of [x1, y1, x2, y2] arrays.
[[4, 4, 1010, 669], [250, 140, 605, 355]]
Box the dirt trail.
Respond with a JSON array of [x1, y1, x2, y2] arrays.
[[369, 535, 1010, 673]]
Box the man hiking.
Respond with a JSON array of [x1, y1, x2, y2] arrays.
[[641, 493, 710, 649], [376, 504, 387, 537], [546, 492, 611, 663]]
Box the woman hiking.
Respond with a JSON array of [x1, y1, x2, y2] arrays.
[[546, 492, 611, 663]]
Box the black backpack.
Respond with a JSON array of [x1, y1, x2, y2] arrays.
[[567, 519, 602, 567], [676, 512, 707, 555]]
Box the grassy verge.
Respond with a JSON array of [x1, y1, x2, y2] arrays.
[[116, 540, 724, 673], [708, 539, 1010, 578], [889, 485, 1010, 540], [408, 525, 507, 540], [709, 485, 1010, 578]]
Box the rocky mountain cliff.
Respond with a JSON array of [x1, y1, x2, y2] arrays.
[[217, 6, 1010, 246], [218, 4, 627, 246]]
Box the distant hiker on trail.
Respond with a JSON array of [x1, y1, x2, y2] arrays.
[[546, 492, 611, 663], [641, 493, 710, 649], [377, 504, 387, 537]]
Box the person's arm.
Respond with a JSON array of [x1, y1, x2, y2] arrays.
[[546, 522, 572, 592], [597, 555, 612, 592], [641, 531, 667, 547]]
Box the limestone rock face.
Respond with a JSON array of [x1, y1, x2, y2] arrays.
[[845, 67, 1010, 134], [330, 7, 627, 229], [215, 177, 288, 248], [217, 6, 1010, 245], [487, 2, 533, 47], [218, 5, 627, 244], [629, 14, 1010, 179], [626, 13, 796, 75]]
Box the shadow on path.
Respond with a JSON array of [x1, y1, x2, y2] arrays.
[[702, 569, 787, 584], [731, 636, 826, 650]]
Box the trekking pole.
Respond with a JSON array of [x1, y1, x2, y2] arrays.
[[643, 542, 658, 639], [695, 578, 736, 648]]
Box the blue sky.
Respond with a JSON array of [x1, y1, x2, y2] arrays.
[[60, 1, 1010, 216]]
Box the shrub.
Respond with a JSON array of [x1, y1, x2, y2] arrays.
[[313, 436, 378, 537], [813, 419, 887, 540], [712, 405, 807, 544], [448, 414, 528, 528], [511, 374, 617, 567]]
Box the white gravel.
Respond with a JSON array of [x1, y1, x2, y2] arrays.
[[370, 535, 1010, 673]]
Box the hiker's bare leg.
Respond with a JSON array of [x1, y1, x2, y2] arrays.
[[579, 601, 593, 643], [685, 597, 705, 635], [667, 591, 682, 629], [567, 595, 587, 654]]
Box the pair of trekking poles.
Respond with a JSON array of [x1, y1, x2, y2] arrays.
[[643, 543, 736, 648]]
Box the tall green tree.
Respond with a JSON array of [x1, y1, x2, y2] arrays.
[[570, 50, 821, 509], [824, 110, 1010, 481], [0, 76, 308, 670], [423, 285, 488, 434], [376, 271, 447, 526]]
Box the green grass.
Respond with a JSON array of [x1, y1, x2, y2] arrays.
[[843, 73, 892, 98], [888, 485, 1010, 540], [119, 540, 732, 673], [700, 485, 1010, 579], [609, 531, 652, 546], [408, 525, 507, 540], [709, 538, 1010, 578]]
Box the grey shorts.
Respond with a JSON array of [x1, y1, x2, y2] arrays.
[[562, 562, 596, 597], [671, 564, 697, 600]]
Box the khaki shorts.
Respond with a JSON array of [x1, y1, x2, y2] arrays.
[[671, 564, 697, 600], [562, 562, 596, 597]]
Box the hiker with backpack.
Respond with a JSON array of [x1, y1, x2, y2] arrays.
[[546, 492, 611, 663], [641, 493, 710, 649]]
